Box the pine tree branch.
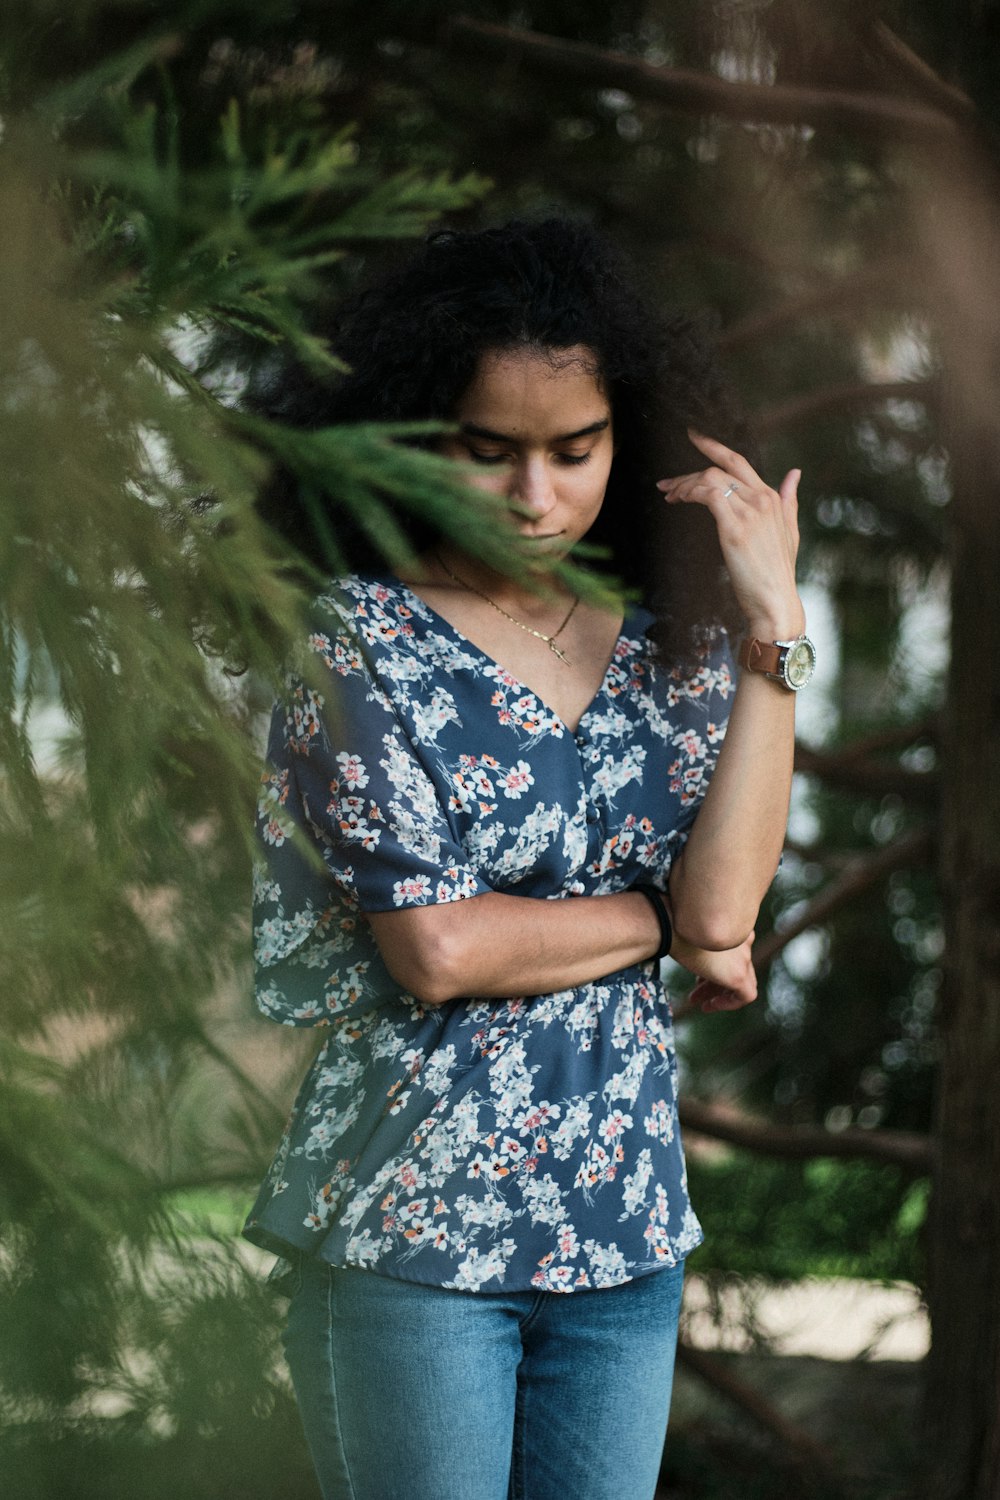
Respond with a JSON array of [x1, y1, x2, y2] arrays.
[[670, 828, 932, 1015], [780, 837, 855, 869], [153, 1168, 266, 1193], [444, 16, 961, 143], [816, 717, 939, 758], [753, 379, 933, 437], [794, 743, 939, 804], [751, 826, 934, 973], [868, 21, 977, 123], [718, 258, 919, 352], [675, 1340, 841, 1476], [188, 1027, 289, 1131], [678, 1097, 932, 1172]]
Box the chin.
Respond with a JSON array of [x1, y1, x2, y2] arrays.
[[518, 533, 569, 552]]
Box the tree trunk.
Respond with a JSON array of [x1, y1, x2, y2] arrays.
[[917, 137, 1000, 1500]]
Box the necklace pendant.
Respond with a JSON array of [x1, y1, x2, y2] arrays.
[[549, 642, 570, 664]]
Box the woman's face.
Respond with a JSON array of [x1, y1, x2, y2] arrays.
[[440, 344, 615, 560]]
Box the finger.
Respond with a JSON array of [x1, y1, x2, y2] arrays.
[[658, 473, 755, 513], [778, 468, 801, 549], [655, 470, 701, 494], [778, 469, 800, 505], [703, 988, 757, 1012], [701, 989, 740, 1012], [686, 430, 761, 487], [690, 981, 725, 1012], [658, 466, 742, 490], [691, 976, 756, 1012]]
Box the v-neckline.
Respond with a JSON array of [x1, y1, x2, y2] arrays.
[[376, 575, 641, 737]]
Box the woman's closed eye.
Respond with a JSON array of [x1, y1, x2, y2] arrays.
[[466, 447, 511, 465], [465, 446, 593, 467]]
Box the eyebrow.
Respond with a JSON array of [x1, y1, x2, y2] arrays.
[[459, 417, 611, 444]]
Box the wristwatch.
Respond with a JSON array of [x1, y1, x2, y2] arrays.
[[738, 634, 817, 691]]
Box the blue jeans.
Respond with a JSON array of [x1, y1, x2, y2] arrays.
[[281, 1256, 684, 1500]]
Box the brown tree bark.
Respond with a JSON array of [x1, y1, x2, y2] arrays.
[[675, 1342, 839, 1478], [678, 1097, 931, 1171], [749, 826, 934, 973], [753, 377, 934, 437], [911, 136, 1000, 1500], [445, 15, 959, 142], [793, 741, 939, 804]]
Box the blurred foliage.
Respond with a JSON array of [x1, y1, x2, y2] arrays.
[[688, 1155, 928, 1284], [0, 1240, 319, 1500], [0, 0, 496, 1482]]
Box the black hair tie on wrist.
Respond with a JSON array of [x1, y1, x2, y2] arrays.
[[633, 883, 673, 961]]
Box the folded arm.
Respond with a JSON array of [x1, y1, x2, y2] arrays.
[[367, 889, 756, 1008], [368, 889, 661, 1004]]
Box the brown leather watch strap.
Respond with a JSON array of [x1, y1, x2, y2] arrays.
[[738, 636, 784, 676]]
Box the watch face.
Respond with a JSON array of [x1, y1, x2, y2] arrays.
[[784, 638, 816, 690]]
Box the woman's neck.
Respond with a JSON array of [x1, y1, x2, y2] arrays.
[[424, 545, 574, 622]]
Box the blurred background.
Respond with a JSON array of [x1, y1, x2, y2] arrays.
[[2, 3, 998, 1498]]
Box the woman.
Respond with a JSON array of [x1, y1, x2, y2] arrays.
[[245, 219, 811, 1500]]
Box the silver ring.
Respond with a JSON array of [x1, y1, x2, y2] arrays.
[[722, 481, 739, 498]]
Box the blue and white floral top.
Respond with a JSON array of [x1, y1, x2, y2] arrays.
[[242, 574, 735, 1292]]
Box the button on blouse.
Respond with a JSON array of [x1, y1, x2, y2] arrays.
[[243, 575, 735, 1292]]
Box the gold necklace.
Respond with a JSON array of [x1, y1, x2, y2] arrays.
[[434, 553, 580, 665]]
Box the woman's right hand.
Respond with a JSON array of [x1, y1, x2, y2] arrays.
[[670, 930, 758, 1012]]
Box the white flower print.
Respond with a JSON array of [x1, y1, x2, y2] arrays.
[[532, 1261, 577, 1292], [643, 1098, 676, 1146], [583, 1239, 629, 1288], [336, 752, 369, 789], [258, 768, 295, 848], [522, 1172, 568, 1228], [422, 1045, 458, 1095], [599, 1109, 634, 1143], [556, 1224, 580, 1261], [289, 685, 325, 747], [483, 801, 564, 886], [410, 686, 461, 745], [620, 1148, 654, 1218], [453, 1194, 514, 1233], [502, 760, 535, 798], [392, 874, 432, 906], [602, 1051, 649, 1106], [550, 1096, 595, 1161], [446, 1240, 517, 1292], [346, 1229, 387, 1266]]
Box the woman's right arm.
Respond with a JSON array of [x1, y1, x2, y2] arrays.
[[367, 895, 756, 1008], [367, 889, 661, 1002]]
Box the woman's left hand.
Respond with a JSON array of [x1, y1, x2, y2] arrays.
[[669, 930, 758, 1013], [657, 431, 804, 638], [688, 974, 757, 1013]]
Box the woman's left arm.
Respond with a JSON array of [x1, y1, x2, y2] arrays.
[[660, 431, 805, 952]]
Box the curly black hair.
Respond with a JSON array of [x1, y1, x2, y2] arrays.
[[255, 216, 750, 664]]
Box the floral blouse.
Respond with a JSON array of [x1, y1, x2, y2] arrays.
[[242, 574, 735, 1292]]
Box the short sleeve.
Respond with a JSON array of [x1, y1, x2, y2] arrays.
[[663, 630, 736, 852], [252, 607, 493, 1025]]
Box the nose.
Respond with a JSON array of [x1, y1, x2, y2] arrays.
[[512, 455, 557, 519]]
